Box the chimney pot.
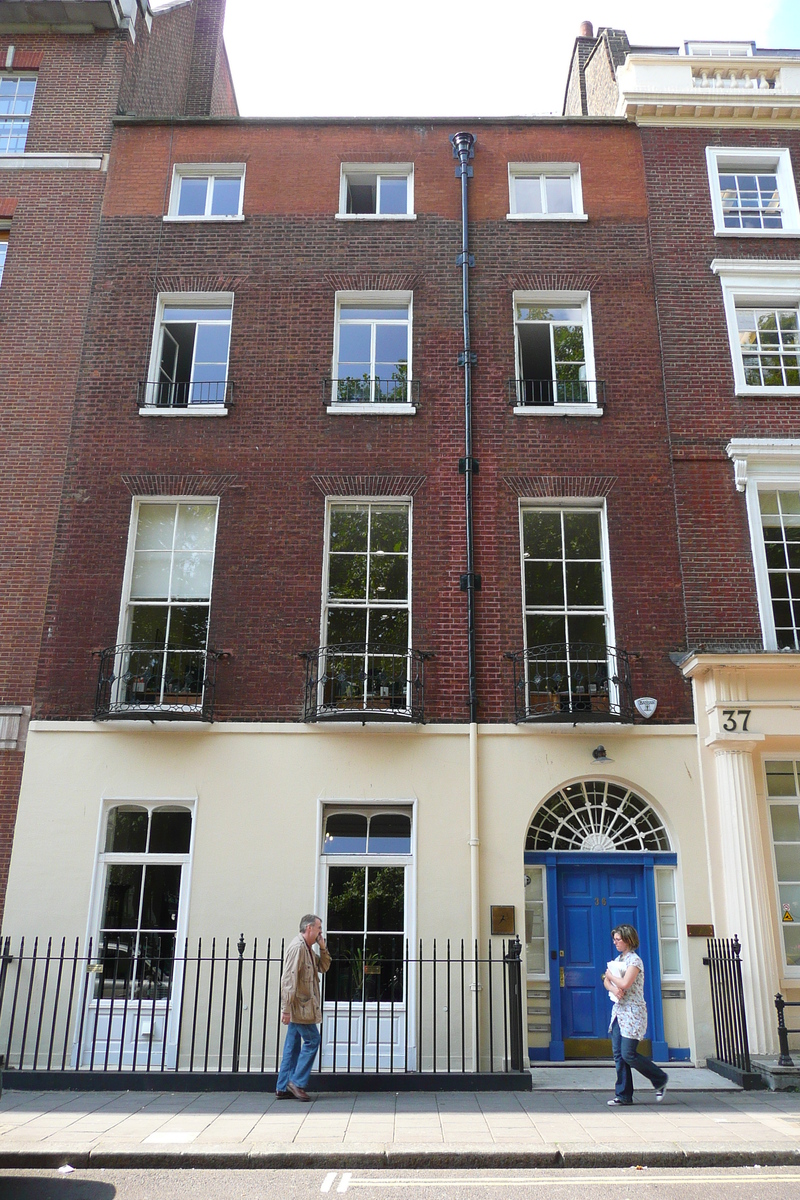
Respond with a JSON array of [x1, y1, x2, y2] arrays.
[[579, 20, 594, 37]]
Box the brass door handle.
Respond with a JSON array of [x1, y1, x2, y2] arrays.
[[559, 967, 565, 988]]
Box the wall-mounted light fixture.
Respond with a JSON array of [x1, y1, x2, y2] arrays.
[[592, 745, 612, 762]]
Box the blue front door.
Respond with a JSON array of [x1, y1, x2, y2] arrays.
[[558, 861, 656, 1051]]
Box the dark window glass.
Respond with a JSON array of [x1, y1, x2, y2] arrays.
[[324, 813, 368, 854], [368, 813, 411, 854], [105, 808, 148, 854], [149, 809, 192, 854]]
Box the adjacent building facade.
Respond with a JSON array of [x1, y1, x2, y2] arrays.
[[1, 23, 799, 1074]]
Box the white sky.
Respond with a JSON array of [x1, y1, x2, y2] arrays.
[[159, 0, 800, 118]]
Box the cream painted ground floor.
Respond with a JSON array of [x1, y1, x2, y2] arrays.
[[2, 702, 799, 1072]]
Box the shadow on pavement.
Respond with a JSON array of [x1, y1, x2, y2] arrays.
[[0, 1178, 115, 1199]]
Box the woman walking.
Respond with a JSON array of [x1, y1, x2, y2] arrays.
[[604, 924, 669, 1106]]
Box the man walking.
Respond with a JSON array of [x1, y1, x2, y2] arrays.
[[276, 913, 331, 1101]]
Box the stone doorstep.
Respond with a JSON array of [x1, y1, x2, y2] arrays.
[[751, 1057, 800, 1092]]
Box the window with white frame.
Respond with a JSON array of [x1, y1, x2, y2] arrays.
[[513, 294, 597, 409], [0, 231, 7, 286], [0, 76, 36, 154], [706, 149, 800, 237], [524, 867, 547, 977], [520, 505, 614, 715], [321, 501, 411, 713], [167, 165, 245, 220], [765, 760, 800, 972], [508, 164, 584, 220], [94, 803, 193, 1001], [712, 262, 800, 396], [685, 41, 754, 56], [146, 295, 233, 410], [117, 500, 219, 710], [338, 164, 414, 218], [332, 295, 412, 406], [726, 439, 800, 650], [321, 806, 411, 1003], [655, 867, 681, 976]]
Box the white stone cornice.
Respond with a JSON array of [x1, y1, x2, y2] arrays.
[[679, 650, 800, 677], [705, 733, 765, 751], [711, 259, 800, 277], [726, 438, 800, 491]]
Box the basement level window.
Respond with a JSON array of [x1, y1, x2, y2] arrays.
[[166, 165, 245, 221], [338, 164, 414, 219]]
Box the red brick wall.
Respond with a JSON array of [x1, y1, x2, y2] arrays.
[[36, 119, 692, 726], [641, 125, 800, 645]]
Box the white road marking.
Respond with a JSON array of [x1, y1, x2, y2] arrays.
[[337, 1172, 353, 1193], [345, 1174, 800, 1189], [321, 1172, 338, 1193]]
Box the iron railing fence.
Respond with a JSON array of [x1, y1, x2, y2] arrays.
[[775, 993, 800, 1066], [137, 380, 234, 410], [507, 378, 605, 409], [301, 643, 432, 723], [506, 642, 634, 723], [703, 935, 752, 1073], [0, 936, 525, 1077], [94, 645, 220, 721], [323, 378, 420, 407]]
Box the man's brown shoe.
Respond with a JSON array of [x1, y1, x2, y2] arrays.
[[275, 1090, 291, 1099], [287, 1081, 310, 1102]]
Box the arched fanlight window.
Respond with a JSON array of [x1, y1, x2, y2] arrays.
[[526, 781, 670, 852], [323, 810, 411, 855]]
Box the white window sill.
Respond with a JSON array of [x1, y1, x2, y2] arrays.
[[506, 213, 588, 222], [0, 152, 106, 171], [513, 405, 602, 417], [163, 214, 245, 223], [714, 228, 800, 238], [139, 406, 229, 417], [327, 403, 416, 416], [733, 387, 800, 399], [335, 213, 417, 221]]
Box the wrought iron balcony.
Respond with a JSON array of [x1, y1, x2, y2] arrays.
[[508, 378, 605, 409], [94, 645, 220, 721], [506, 642, 634, 723], [323, 378, 420, 407], [138, 379, 234, 410], [301, 643, 432, 722]]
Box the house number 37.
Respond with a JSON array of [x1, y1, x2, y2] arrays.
[[722, 709, 752, 732]]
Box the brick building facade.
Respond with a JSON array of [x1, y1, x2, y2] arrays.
[[2, 22, 798, 1078], [0, 0, 235, 912]]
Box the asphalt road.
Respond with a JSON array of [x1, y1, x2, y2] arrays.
[[1, 1168, 800, 1200]]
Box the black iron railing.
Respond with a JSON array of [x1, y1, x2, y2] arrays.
[[703, 935, 751, 1073], [323, 378, 420, 406], [508, 378, 605, 409], [0, 935, 525, 1077], [94, 645, 220, 721], [506, 642, 634, 722], [775, 993, 800, 1066], [138, 380, 233, 410], [301, 643, 432, 722]]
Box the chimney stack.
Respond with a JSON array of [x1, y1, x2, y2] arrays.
[[579, 20, 594, 37]]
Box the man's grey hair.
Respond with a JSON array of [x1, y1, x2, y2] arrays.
[[299, 913, 322, 933]]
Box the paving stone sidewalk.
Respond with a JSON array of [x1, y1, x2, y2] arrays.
[[0, 1078, 799, 1169]]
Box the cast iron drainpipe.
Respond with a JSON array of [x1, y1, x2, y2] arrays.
[[451, 130, 482, 1069]]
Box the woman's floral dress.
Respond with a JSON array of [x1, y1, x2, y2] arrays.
[[608, 950, 648, 1040]]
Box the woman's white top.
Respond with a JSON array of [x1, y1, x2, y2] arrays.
[[608, 950, 648, 1040]]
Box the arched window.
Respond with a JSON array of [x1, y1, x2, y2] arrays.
[[526, 781, 670, 853]]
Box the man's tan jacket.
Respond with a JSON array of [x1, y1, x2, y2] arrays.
[[280, 933, 331, 1024]]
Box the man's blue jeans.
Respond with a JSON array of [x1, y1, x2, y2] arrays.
[[276, 1021, 321, 1092], [611, 1018, 667, 1102]]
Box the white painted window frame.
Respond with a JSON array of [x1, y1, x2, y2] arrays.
[[330, 290, 415, 415], [0, 74, 36, 155], [115, 496, 220, 711], [507, 163, 586, 222], [143, 291, 234, 416], [523, 864, 549, 981], [712, 260, 800, 397], [654, 865, 682, 979], [165, 163, 246, 222], [80, 795, 198, 1066], [511, 290, 600, 417], [706, 147, 800, 238], [763, 758, 800, 979], [517, 496, 617, 702], [336, 163, 415, 220], [727, 438, 800, 650]]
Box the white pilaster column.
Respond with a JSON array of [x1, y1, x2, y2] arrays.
[[710, 737, 778, 1054]]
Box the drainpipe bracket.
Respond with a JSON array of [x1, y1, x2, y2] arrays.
[[454, 164, 473, 178], [456, 252, 475, 267], [459, 457, 479, 474], [457, 351, 477, 367], [460, 573, 482, 591]]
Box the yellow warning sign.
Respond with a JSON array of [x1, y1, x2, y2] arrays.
[[783, 910, 794, 922]]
